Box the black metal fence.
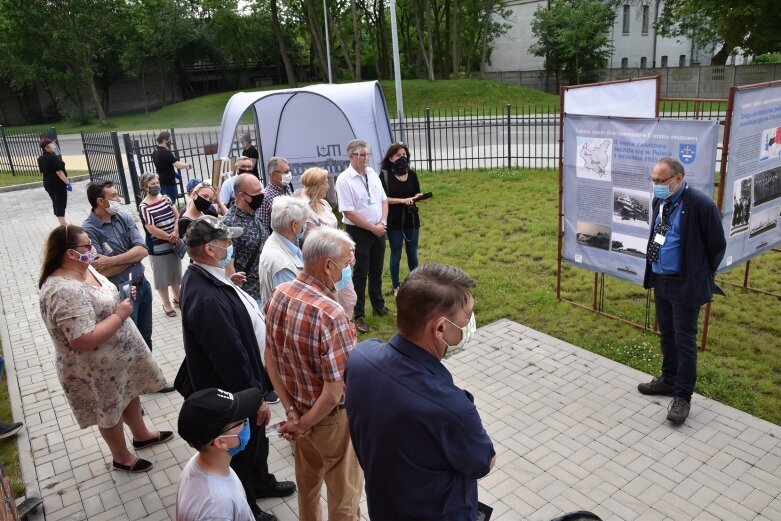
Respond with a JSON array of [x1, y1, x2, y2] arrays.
[[81, 131, 131, 203], [0, 125, 58, 176], [123, 127, 250, 206]]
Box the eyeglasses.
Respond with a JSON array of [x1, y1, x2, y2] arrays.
[[648, 174, 677, 184], [351, 153, 371, 158], [274, 169, 291, 175], [73, 243, 92, 250], [237, 168, 253, 173], [218, 418, 248, 438]]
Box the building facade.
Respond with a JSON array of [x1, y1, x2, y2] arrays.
[[486, 0, 712, 73]]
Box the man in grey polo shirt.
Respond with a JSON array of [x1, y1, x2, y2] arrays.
[[83, 181, 174, 392]]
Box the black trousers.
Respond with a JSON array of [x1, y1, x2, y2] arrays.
[[43, 179, 67, 217], [230, 423, 276, 515], [345, 224, 386, 318]]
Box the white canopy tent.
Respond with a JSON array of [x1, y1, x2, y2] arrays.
[[216, 81, 394, 191]]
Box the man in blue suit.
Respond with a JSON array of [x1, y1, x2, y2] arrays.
[[638, 157, 726, 424]]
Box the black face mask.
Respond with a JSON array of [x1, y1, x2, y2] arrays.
[[392, 155, 409, 176], [194, 195, 212, 212], [247, 192, 264, 210]]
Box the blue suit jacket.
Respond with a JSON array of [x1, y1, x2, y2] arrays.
[[643, 185, 727, 308]]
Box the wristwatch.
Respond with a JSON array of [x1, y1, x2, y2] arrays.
[[285, 404, 298, 415]]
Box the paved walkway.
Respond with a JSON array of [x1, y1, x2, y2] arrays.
[[0, 182, 779, 521]]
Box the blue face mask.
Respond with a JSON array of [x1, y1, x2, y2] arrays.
[[213, 243, 233, 268], [653, 183, 672, 200], [332, 261, 352, 292], [224, 419, 251, 457], [295, 222, 307, 243]]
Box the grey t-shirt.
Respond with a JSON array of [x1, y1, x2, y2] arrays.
[[175, 455, 254, 521]]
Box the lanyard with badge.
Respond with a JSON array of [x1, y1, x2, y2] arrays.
[[360, 173, 373, 205]]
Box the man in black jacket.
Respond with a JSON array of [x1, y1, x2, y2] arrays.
[[180, 216, 295, 521], [638, 157, 726, 425]]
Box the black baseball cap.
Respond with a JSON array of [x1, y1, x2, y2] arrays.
[[184, 214, 243, 247], [178, 387, 262, 448]]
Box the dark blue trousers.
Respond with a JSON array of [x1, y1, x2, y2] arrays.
[[654, 276, 701, 400], [130, 279, 153, 350]]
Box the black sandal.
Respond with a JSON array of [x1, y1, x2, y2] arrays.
[[112, 458, 153, 473], [132, 430, 174, 449]]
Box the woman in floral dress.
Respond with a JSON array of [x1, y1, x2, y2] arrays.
[[39, 225, 173, 473]]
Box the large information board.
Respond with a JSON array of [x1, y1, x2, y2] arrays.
[[719, 83, 781, 271], [562, 115, 719, 284], [563, 77, 658, 118]]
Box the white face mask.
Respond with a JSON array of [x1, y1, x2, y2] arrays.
[[281, 172, 293, 185], [442, 312, 476, 359], [106, 200, 123, 215]]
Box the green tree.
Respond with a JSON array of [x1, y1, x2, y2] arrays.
[[530, 0, 618, 89], [656, 0, 781, 65]]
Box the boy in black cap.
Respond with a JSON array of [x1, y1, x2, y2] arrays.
[[176, 387, 264, 521]]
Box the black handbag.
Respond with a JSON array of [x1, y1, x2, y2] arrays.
[[174, 358, 193, 398]]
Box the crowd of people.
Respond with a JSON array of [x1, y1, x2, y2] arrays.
[[28, 127, 725, 520]]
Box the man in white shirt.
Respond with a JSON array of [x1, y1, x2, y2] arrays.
[[334, 139, 390, 333], [176, 387, 263, 521]]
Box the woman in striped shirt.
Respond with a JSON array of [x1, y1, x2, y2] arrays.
[[139, 173, 183, 317]]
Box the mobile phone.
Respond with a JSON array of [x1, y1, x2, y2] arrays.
[[119, 274, 134, 301], [415, 192, 433, 201]]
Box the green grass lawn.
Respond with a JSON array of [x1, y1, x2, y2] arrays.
[[360, 168, 781, 426], [0, 171, 88, 187], [0, 368, 23, 497], [46, 80, 559, 134]]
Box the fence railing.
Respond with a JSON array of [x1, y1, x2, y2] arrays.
[[0, 125, 58, 176]]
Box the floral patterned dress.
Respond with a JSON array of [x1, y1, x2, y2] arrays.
[[39, 267, 166, 429]]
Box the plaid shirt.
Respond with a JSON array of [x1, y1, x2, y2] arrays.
[[259, 182, 293, 235], [265, 272, 356, 407]]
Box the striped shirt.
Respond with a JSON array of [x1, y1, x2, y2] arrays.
[[140, 195, 176, 255], [265, 272, 356, 408]]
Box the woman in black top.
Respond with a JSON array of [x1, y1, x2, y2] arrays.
[[151, 131, 192, 203], [380, 143, 423, 295], [37, 138, 70, 226], [240, 133, 260, 178]]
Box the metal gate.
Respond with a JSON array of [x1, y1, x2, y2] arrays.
[[81, 131, 130, 203], [0, 125, 58, 176]]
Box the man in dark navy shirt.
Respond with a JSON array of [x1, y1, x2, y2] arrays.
[[345, 264, 495, 521]]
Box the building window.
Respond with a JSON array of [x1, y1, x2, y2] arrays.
[[642, 5, 649, 34], [661, 55, 668, 68], [621, 58, 628, 68], [640, 57, 647, 68], [622, 5, 630, 34], [679, 55, 686, 67]]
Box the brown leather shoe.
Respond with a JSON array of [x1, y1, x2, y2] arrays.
[[354, 317, 369, 333], [373, 306, 392, 316]]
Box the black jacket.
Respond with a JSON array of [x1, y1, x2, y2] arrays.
[[643, 184, 727, 308], [180, 264, 266, 394]]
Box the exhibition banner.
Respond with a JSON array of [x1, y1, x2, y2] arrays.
[[719, 84, 781, 271], [563, 115, 719, 284], [563, 77, 657, 118]]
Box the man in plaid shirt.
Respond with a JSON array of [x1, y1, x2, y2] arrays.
[[264, 227, 363, 521]]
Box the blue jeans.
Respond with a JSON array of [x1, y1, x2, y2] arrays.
[[388, 227, 420, 289], [160, 182, 179, 204], [130, 278, 153, 351], [654, 276, 701, 400]]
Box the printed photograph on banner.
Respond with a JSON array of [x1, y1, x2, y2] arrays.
[[576, 221, 611, 250], [610, 232, 647, 259], [612, 187, 650, 228], [753, 167, 781, 206], [730, 177, 752, 237], [759, 126, 781, 161], [749, 206, 779, 238], [576, 137, 613, 181]]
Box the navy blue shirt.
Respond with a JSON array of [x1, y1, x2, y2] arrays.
[[82, 210, 146, 286], [345, 334, 495, 521]]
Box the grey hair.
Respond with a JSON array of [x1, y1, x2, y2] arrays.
[[656, 157, 685, 177], [302, 227, 355, 264], [267, 156, 288, 174], [270, 195, 308, 232], [140, 173, 159, 191], [347, 139, 368, 156], [240, 133, 252, 145]]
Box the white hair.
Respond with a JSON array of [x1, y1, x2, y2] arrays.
[[302, 227, 355, 264], [270, 195, 308, 232]]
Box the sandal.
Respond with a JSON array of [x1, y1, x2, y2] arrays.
[[112, 457, 153, 473], [163, 306, 177, 317], [132, 431, 174, 449]]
